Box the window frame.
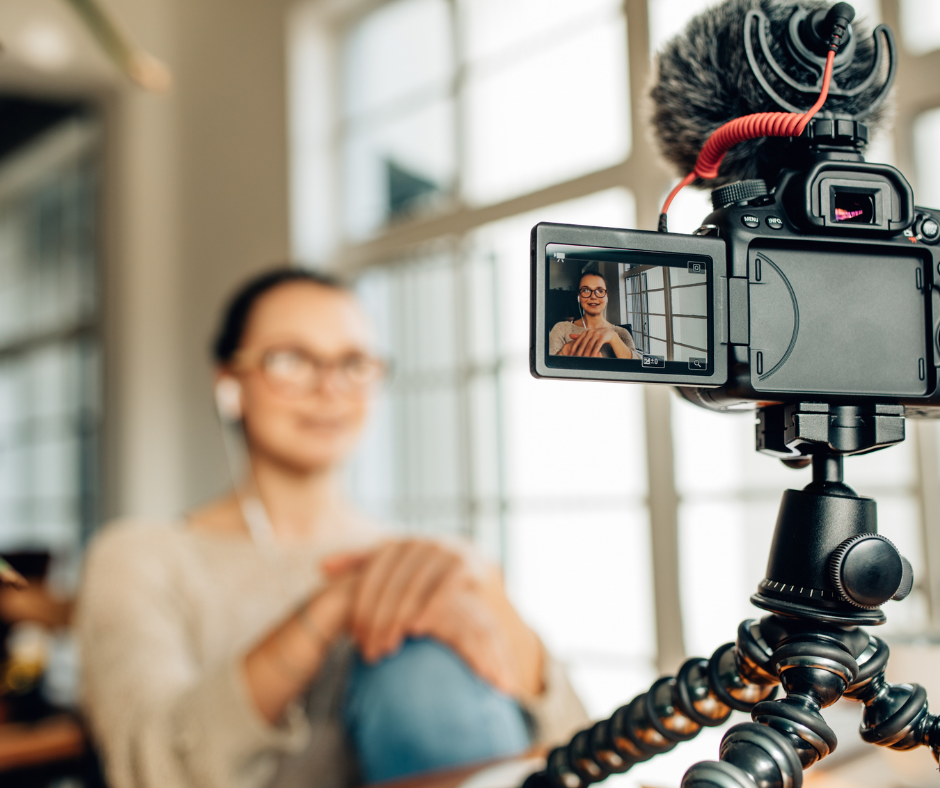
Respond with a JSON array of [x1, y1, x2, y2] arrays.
[[294, 0, 940, 675]]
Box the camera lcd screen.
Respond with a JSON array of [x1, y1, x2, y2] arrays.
[[544, 243, 713, 376]]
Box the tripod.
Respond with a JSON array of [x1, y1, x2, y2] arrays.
[[523, 402, 940, 788]]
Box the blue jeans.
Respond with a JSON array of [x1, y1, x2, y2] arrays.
[[344, 638, 532, 784]]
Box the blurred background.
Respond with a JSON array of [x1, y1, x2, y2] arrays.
[[0, 0, 939, 786]]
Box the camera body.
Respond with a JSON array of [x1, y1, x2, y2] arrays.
[[531, 155, 940, 414]]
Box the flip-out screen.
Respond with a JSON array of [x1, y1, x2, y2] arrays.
[[544, 243, 713, 375]]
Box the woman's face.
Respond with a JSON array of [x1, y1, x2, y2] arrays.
[[579, 274, 608, 318], [223, 282, 378, 475]]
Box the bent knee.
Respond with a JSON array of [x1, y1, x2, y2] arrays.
[[345, 638, 531, 783]]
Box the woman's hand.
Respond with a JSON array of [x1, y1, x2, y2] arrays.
[[322, 540, 484, 662], [323, 540, 543, 697], [409, 582, 519, 695], [245, 570, 362, 723], [305, 571, 361, 645], [566, 329, 634, 359]]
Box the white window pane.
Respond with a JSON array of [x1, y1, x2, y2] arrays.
[[647, 314, 666, 340], [672, 284, 707, 314], [648, 0, 723, 55], [0, 360, 25, 430], [342, 0, 453, 118], [900, 0, 940, 55], [347, 389, 397, 517], [679, 498, 780, 658], [501, 360, 647, 501], [459, 0, 621, 65], [852, 0, 883, 25], [471, 513, 503, 563], [673, 397, 814, 496], [672, 318, 706, 355], [848, 438, 916, 493], [914, 107, 940, 210], [405, 385, 462, 502], [627, 727, 737, 788], [567, 661, 657, 720], [355, 266, 396, 358], [658, 184, 712, 235], [464, 19, 630, 205], [0, 447, 26, 504], [344, 100, 456, 241], [471, 189, 636, 357], [32, 438, 79, 498], [397, 256, 458, 376], [31, 344, 73, 418], [506, 507, 655, 661], [411, 511, 464, 538], [464, 253, 499, 367], [866, 129, 897, 168], [292, 144, 337, 264], [468, 375, 501, 501]]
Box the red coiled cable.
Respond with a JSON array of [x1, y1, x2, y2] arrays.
[[659, 49, 836, 226]]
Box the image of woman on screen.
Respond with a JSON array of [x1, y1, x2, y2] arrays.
[[549, 271, 639, 359]]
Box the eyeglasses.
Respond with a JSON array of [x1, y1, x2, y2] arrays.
[[579, 287, 608, 298], [234, 347, 387, 395]]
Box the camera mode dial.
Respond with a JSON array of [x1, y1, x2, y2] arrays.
[[915, 214, 940, 244], [711, 179, 768, 210], [828, 534, 912, 608]]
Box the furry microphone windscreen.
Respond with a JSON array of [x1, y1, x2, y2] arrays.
[[650, 0, 892, 189]]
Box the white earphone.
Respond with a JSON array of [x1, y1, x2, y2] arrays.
[[213, 375, 277, 549], [215, 377, 243, 422]]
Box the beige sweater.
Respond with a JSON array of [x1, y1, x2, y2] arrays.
[[76, 521, 589, 788], [548, 321, 638, 358]]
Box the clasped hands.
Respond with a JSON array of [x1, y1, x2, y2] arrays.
[[310, 540, 531, 698], [559, 328, 634, 359]]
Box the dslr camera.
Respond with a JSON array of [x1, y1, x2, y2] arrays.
[[530, 0, 940, 433]]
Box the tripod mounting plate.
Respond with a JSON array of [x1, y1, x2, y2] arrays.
[[757, 402, 904, 460], [751, 403, 911, 625]]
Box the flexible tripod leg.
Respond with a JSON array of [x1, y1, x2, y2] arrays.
[[522, 620, 778, 788], [684, 627, 940, 788], [683, 623, 860, 788], [523, 615, 940, 788], [846, 635, 940, 757]]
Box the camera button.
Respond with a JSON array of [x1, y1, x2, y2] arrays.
[[742, 215, 760, 229], [766, 216, 784, 230], [921, 218, 939, 242]]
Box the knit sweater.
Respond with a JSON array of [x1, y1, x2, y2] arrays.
[[75, 520, 589, 788]]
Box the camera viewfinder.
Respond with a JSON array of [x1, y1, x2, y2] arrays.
[[833, 191, 876, 224]]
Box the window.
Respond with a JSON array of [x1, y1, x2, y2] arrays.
[[621, 264, 707, 361], [0, 115, 101, 563], [291, 0, 940, 756], [341, 0, 456, 241], [900, 0, 940, 56]]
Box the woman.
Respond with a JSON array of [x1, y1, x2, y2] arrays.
[[549, 272, 639, 359], [76, 269, 587, 788]]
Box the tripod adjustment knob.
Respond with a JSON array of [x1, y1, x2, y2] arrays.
[[892, 557, 914, 601], [828, 534, 905, 609]]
